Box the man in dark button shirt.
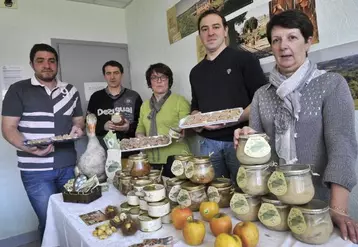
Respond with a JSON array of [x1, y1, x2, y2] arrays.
[[189, 9, 267, 181]]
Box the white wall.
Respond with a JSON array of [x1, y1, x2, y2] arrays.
[[0, 0, 127, 240], [126, 0, 358, 99], [126, 0, 358, 218]]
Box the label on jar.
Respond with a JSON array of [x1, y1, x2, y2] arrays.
[[230, 193, 249, 215], [258, 203, 281, 227], [184, 161, 194, 178], [177, 189, 191, 207], [244, 136, 271, 158], [168, 185, 181, 202], [237, 167, 247, 188], [288, 208, 307, 234], [267, 171, 287, 196], [207, 186, 220, 203], [171, 160, 184, 177]]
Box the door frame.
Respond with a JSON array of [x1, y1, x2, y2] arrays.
[[51, 39, 131, 88]]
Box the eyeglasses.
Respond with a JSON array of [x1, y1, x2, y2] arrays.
[[150, 75, 168, 81]]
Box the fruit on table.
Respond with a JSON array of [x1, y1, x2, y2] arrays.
[[183, 219, 206, 246], [199, 201, 219, 221], [171, 206, 193, 230], [210, 213, 232, 237], [92, 223, 117, 240], [121, 218, 138, 236], [215, 233, 242, 247], [233, 222, 259, 247]]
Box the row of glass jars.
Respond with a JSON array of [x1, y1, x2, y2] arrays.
[[237, 163, 317, 206], [166, 177, 234, 211], [171, 155, 215, 184], [113, 169, 162, 195], [230, 191, 333, 245]]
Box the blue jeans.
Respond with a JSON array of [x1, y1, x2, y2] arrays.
[[20, 166, 75, 236], [199, 137, 240, 183]]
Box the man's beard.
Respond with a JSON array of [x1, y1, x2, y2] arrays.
[[37, 72, 56, 82]]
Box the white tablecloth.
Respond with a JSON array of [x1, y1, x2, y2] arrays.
[[42, 186, 356, 247]]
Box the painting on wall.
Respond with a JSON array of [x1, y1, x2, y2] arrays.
[[227, 3, 272, 59], [226, 0, 319, 60], [317, 54, 358, 110], [167, 0, 253, 44]]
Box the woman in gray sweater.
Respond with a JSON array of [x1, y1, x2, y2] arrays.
[[234, 10, 358, 243]]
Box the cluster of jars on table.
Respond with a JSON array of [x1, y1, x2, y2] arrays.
[[113, 153, 168, 232], [233, 133, 334, 245]]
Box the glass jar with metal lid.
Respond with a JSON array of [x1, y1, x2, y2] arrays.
[[148, 170, 162, 184], [128, 153, 151, 177], [171, 155, 193, 179], [132, 179, 153, 192], [288, 199, 333, 245], [185, 156, 215, 184], [230, 191, 260, 222], [268, 164, 317, 205], [237, 162, 274, 196], [166, 177, 187, 206], [207, 178, 234, 208], [177, 181, 208, 211], [258, 194, 290, 231], [236, 133, 271, 165], [119, 174, 132, 195]]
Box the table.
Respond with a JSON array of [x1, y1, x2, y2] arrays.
[[42, 186, 356, 247]]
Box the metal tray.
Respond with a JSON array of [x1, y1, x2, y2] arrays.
[[120, 135, 172, 152], [24, 134, 81, 147], [179, 107, 243, 129]]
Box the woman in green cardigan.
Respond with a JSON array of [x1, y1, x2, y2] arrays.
[[136, 63, 191, 176]]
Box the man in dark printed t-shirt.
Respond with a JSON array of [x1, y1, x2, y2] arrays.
[[87, 60, 142, 158], [1, 43, 84, 237]]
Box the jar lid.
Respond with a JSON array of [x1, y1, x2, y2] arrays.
[[133, 179, 152, 186], [276, 164, 311, 176], [209, 178, 232, 188], [294, 199, 329, 214], [147, 198, 169, 206], [129, 207, 141, 215], [167, 177, 187, 186], [261, 194, 288, 207], [129, 153, 148, 160], [239, 133, 268, 140], [174, 155, 192, 161], [120, 202, 131, 209], [241, 162, 272, 170], [181, 181, 205, 191], [138, 213, 159, 221], [192, 156, 210, 164], [143, 184, 164, 192], [149, 170, 161, 175]]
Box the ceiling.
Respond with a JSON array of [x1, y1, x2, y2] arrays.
[[67, 0, 134, 9]]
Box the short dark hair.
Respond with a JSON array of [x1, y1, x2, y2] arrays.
[[145, 63, 173, 89], [30, 44, 58, 63], [102, 60, 124, 75], [197, 9, 227, 33], [266, 9, 313, 44]]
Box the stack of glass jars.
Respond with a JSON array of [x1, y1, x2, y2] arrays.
[[170, 155, 235, 211], [113, 153, 163, 195], [174, 156, 215, 211], [231, 133, 272, 222], [266, 164, 332, 244]]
